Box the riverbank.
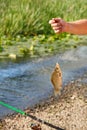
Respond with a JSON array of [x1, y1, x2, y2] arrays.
[[0, 78, 87, 130]]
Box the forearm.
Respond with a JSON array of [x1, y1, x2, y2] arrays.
[[65, 19, 87, 35]]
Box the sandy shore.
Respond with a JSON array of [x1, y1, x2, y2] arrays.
[[0, 78, 87, 130]]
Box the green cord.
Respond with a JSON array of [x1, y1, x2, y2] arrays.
[[0, 101, 25, 115]]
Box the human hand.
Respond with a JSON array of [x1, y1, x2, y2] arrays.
[[49, 18, 67, 34]]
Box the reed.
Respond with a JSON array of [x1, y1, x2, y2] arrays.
[[0, 0, 87, 37]]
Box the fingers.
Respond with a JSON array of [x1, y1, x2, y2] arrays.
[[51, 23, 61, 27], [49, 18, 62, 24], [52, 26, 62, 32], [49, 19, 55, 24], [52, 18, 62, 22], [54, 27, 62, 34], [54, 29, 62, 34], [49, 18, 63, 34]]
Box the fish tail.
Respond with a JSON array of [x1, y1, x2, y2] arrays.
[[54, 90, 61, 97]]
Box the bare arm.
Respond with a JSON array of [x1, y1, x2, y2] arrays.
[[66, 19, 87, 35], [49, 18, 87, 35]]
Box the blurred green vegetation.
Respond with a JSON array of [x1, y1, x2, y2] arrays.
[[0, 0, 87, 59], [0, 0, 87, 37]]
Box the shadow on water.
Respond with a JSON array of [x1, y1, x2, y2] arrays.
[[0, 46, 87, 117]]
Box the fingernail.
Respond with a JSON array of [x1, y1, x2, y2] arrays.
[[49, 20, 51, 24], [55, 30, 60, 33]]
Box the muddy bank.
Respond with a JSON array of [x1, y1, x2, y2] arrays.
[[0, 77, 87, 130]]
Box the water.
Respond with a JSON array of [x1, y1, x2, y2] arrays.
[[0, 46, 87, 117]]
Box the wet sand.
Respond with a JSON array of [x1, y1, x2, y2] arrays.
[[0, 78, 87, 130]]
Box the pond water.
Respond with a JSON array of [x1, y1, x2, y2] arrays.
[[0, 46, 87, 117]]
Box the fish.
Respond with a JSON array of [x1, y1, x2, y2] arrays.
[[51, 63, 62, 97]]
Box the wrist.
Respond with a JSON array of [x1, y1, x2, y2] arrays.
[[63, 22, 70, 33]]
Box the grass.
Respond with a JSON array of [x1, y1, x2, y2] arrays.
[[0, 0, 87, 37], [0, 0, 87, 59]]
